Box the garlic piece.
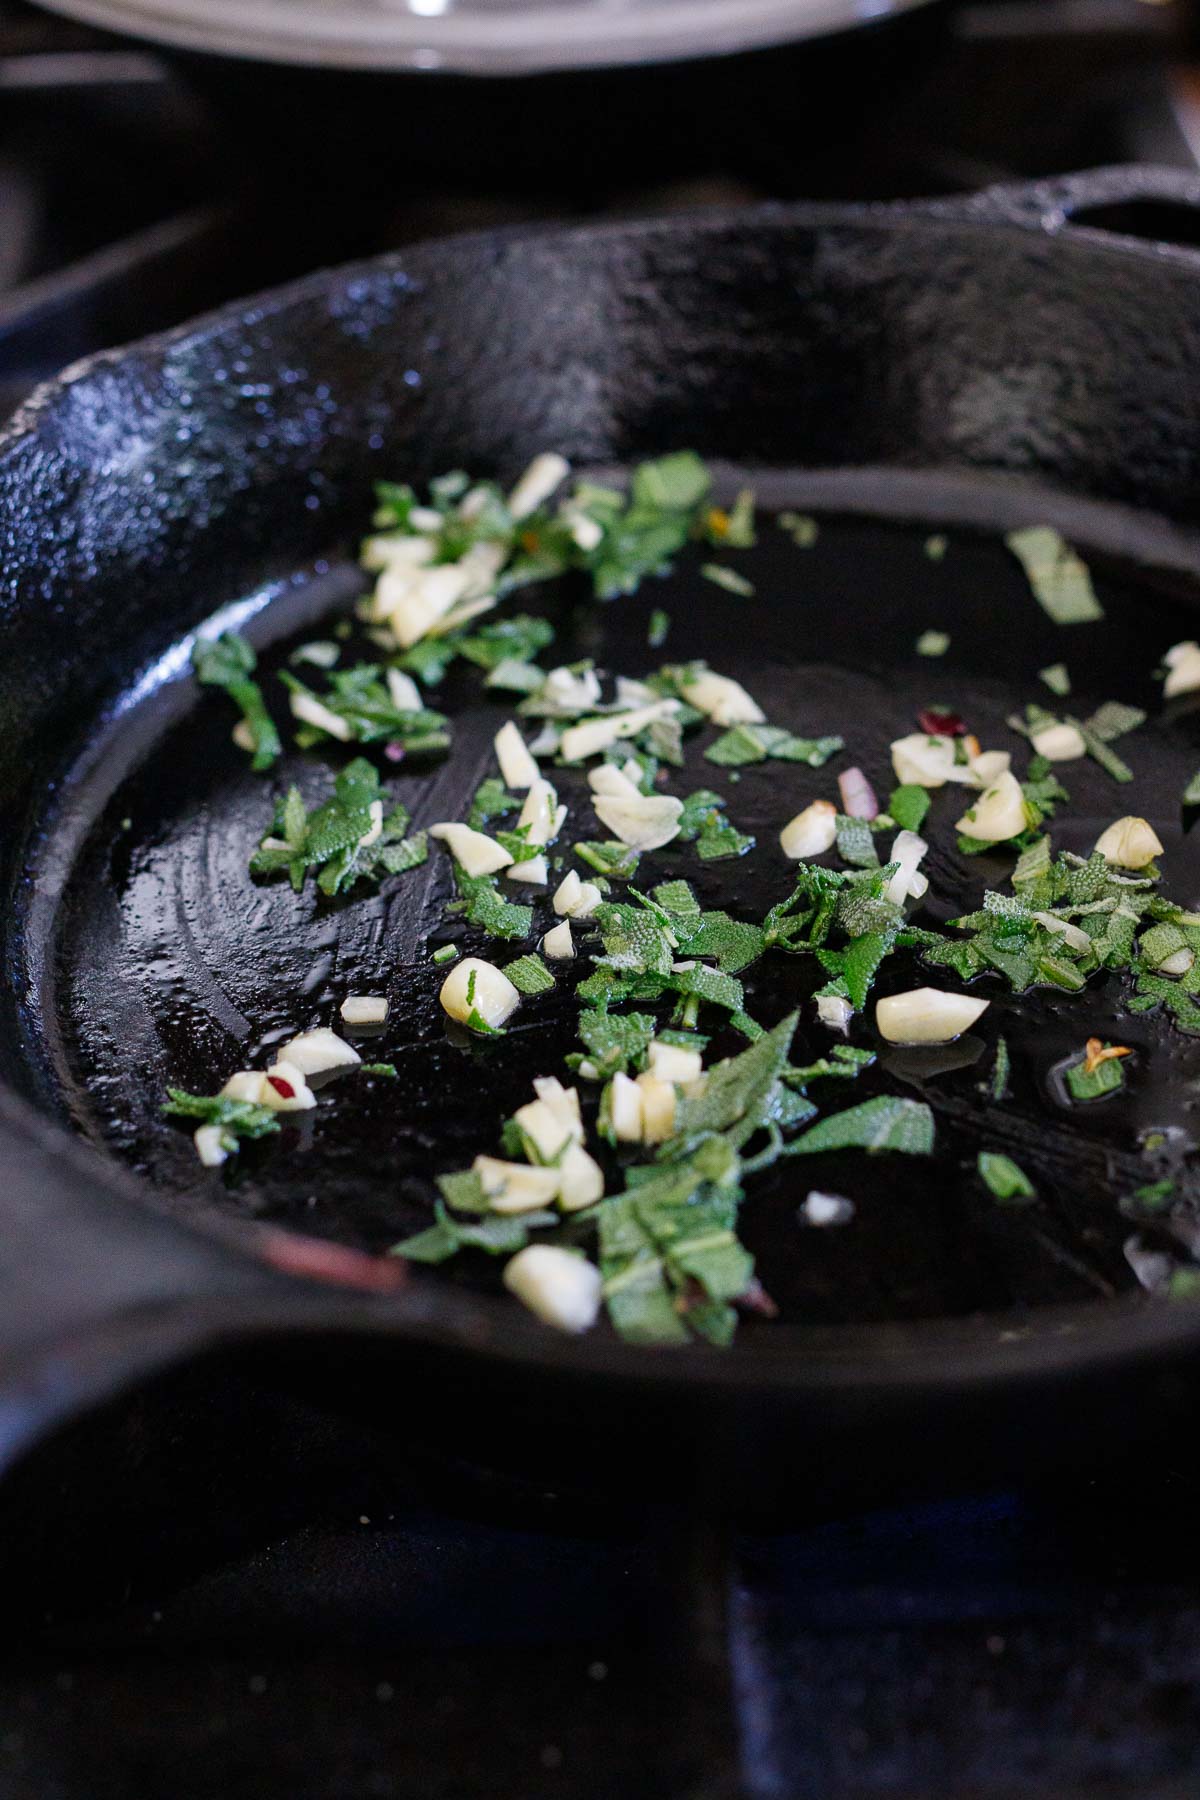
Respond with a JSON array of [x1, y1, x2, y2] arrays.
[[494, 720, 539, 790], [357, 800, 384, 849], [513, 1097, 582, 1163], [593, 793, 684, 851], [816, 994, 853, 1033], [556, 1143, 605, 1212], [231, 719, 256, 753], [517, 777, 564, 847], [340, 995, 389, 1027], [882, 830, 929, 907], [646, 1040, 704, 1084], [474, 1157, 562, 1214], [1034, 912, 1091, 954], [542, 919, 575, 960], [553, 870, 583, 915], [503, 1244, 602, 1333], [890, 733, 958, 787], [505, 854, 549, 885], [385, 667, 423, 713], [532, 1076, 583, 1133], [609, 1071, 644, 1142], [780, 799, 837, 860], [588, 763, 641, 800], [507, 452, 570, 520], [559, 701, 677, 764], [439, 957, 521, 1030], [1030, 721, 1086, 762], [1161, 947, 1196, 977], [194, 1124, 229, 1168], [875, 987, 990, 1045], [967, 750, 1012, 787], [280, 1027, 361, 1076], [1094, 815, 1164, 870], [955, 771, 1027, 843], [220, 1071, 267, 1104], [260, 1059, 317, 1111], [530, 665, 603, 718], [429, 822, 513, 877], [636, 1072, 678, 1143], [678, 668, 765, 726], [360, 533, 436, 575], [802, 1192, 856, 1227], [288, 687, 352, 742], [572, 882, 603, 920], [1164, 640, 1200, 699]]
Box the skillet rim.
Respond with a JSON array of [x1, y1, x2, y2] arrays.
[[6, 171, 1200, 1396]]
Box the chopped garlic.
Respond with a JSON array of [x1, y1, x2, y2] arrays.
[[494, 720, 539, 790], [615, 677, 658, 709], [803, 1192, 855, 1227], [260, 1060, 317, 1111], [636, 1072, 678, 1143], [572, 882, 603, 919], [967, 749, 1012, 787], [429, 822, 513, 876], [280, 1027, 361, 1076], [1095, 815, 1164, 870], [588, 764, 641, 800], [553, 870, 583, 916], [517, 777, 564, 847], [876, 987, 989, 1045], [1030, 721, 1086, 762], [428, 592, 497, 637], [507, 452, 570, 520], [609, 1071, 644, 1142], [883, 830, 929, 907], [289, 687, 352, 742], [514, 1097, 582, 1163], [385, 667, 423, 713], [506, 854, 549, 886], [593, 792, 684, 851], [679, 668, 765, 726], [890, 732, 958, 787], [816, 994, 853, 1033], [360, 533, 436, 574], [647, 1040, 704, 1084], [340, 995, 389, 1027], [439, 957, 521, 1030], [1034, 912, 1091, 953], [530, 665, 604, 718], [559, 701, 678, 764], [780, 799, 837, 860], [503, 1244, 602, 1333], [955, 771, 1027, 843], [532, 1076, 582, 1131], [542, 919, 575, 960], [1164, 640, 1200, 699], [557, 1143, 605, 1212], [474, 1156, 562, 1214], [221, 1071, 267, 1103], [357, 799, 384, 849], [1161, 947, 1196, 977], [194, 1124, 229, 1168], [231, 719, 256, 753]]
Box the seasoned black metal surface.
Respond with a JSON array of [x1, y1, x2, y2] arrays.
[[43, 497, 1200, 1332]]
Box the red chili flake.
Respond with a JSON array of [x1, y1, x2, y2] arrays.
[[917, 708, 967, 737], [267, 1074, 295, 1099], [384, 741, 406, 762]]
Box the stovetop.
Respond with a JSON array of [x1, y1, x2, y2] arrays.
[[3, 2, 1200, 1795]]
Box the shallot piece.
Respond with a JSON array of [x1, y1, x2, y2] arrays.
[[837, 767, 879, 821], [916, 708, 967, 737]]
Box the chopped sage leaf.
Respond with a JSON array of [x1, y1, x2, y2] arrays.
[[978, 1151, 1036, 1202], [1006, 525, 1104, 625]]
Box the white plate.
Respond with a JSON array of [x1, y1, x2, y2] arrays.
[[32, 0, 941, 77]]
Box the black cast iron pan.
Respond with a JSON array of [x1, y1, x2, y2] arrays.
[[5, 165, 1200, 1515]]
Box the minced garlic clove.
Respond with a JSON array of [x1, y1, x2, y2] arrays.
[[517, 777, 562, 847], [474, 1157, 562, 1214], [593, 793, 684, 852], [1164, 640, 1200, 700], [646, 1040, 704, 1084], [385, 667, 423, 713], [507, 452, 570, 521], [503, 1244, 602, 1333], [260, 1060, 318, 1111], [513, 1097, 581, 1163], [429, 822, 513, 876], [1094, 815, 1164, 870], [439, 957, 521, 1030], [494, 720, 539, 790], [609, 1071, 644, 1142], [194, 1124, 229, 1167], [955, 771, 1027, 842], [542, 919, 575, 960], [890, 732, 958, 788], [816, 994, 853, 1033], [221, 1071, 267, 1103], [636, 1072, 678, 1143], [1030, 721, 1086, 762], [505, 854, 549, 885], [340, 995, 389, 1027], [280, 1027, 361, 1076], [780, 799, 837, 860], [559, 701, 678, 764], [588, 764, 641, 800], [556, 1143, 605, 1212], [288, 687, 353, 742], [875, 987, 989, 1045], [678, 668, 765, 726], [882, 830, 929, 907]]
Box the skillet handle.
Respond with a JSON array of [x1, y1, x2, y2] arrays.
[[0, 1095, 405, 1482], [925, 164, 1200, 246]]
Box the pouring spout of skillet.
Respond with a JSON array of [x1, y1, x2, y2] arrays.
[[4, 165, 1200, 1514]]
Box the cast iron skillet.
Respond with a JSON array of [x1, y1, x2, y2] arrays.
[[5, 165, 1200, 1513]]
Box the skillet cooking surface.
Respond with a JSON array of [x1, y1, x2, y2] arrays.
[[39, 475, 1200, 1340]]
